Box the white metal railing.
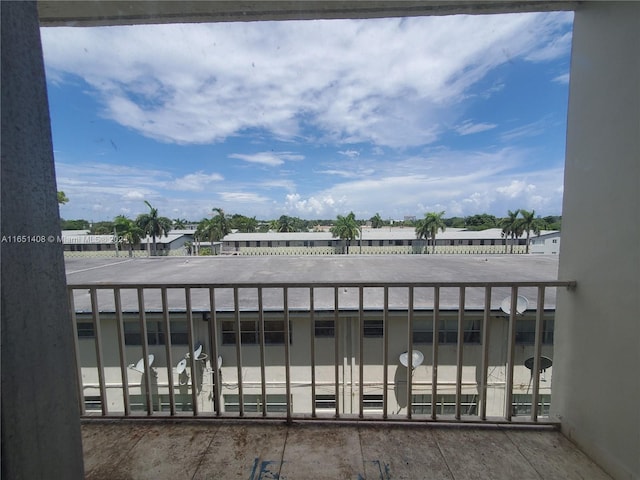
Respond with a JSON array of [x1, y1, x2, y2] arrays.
[[68, 280, 574, 424]]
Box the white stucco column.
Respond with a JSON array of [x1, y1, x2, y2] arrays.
[[555, 3, 640, 479], [1, 2, 85, 478]]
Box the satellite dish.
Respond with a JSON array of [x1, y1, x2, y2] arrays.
[[216, 355, 223, 369], [399, 350, 424, 369], [524, 356, 553, 372], [500, 295, 529, 315], [176, 358, 187, 374], [128, 354, 154, 374]]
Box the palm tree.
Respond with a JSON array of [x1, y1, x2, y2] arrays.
[[415, 211, 446, 254], [519, 209, 543, 254], [196, 208, 231, 249], [172, 218, 188, 229], [114, 215, 143, 257], [276, 215, 296, 233], [499, 209, 522, 253], [136, 201, 172, 256], [370, 213, 384, 229], [330, 212, 360, 254]]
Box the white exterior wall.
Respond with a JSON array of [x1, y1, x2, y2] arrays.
[[78, 311, 553, 419], [529, 232, 561, 255], [555, 3, 640, 479]]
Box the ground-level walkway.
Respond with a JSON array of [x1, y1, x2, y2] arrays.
[[82, 420, 611, 479]]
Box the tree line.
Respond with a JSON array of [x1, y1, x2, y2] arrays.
[[60, 200, 559, 256]]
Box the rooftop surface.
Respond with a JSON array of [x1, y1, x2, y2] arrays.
[[66, 255, 561, 312], [82, 421, 611, 480]]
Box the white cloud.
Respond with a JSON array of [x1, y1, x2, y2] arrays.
[[41, 12, 573, 149], [171, 172, 223, 191], [455, 120, 497, 136], [553, 73, 570, 84], [229, 152, 304, 166], [338, 150, 360, 158], [219, 192, 270, 203]]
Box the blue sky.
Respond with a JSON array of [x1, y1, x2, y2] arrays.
[[41, 12, 573, 222]]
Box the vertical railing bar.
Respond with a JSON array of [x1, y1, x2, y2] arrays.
[[455, 286, 465, 420], [480, 286, 492, 421], [258, 287, 267, 417], [161, 288, 175, 416], [113, 288, 130, 416], [505, 286, 518, 421], [90, 288, 108, 416], [406, 286, 414, 420], [208, 288, 221, 416], [137, 288, 153, 416], [382, 287, 389, 420], [68, 290, 85, 416], [431, 286, 440, 421], [358, 286, 365, 419], [531, 286, 546, 422], [185, 287, 198, 416], [234, 288, 244, 417], [283, 288, 292, 423], [310, 288, 316, 418], [334, 287, 340, 418]]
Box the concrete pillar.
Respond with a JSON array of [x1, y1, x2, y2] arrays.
[[555, 3, 639, 479], [1, 2, 85, 478]]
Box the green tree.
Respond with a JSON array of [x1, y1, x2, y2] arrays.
[[519, 209, 543, 254], [196, 208, 231, 248], [91, 221, 115, 235], [415, 211, 446, 254], [114, 215, 143, 257], [276, 215, 297, 232], [330, 212, 360, 254], [136, 201, 172, 256], [230, 214, 258, 233], [57, 191, 69, 204], [61, 219, 90, 230], [370, 213, 384, 229], [172, 218, 188, 229], [464, 213, 497, 230], [499, 209, 523, 253]]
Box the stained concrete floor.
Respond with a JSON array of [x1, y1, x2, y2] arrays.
[[82, 421, 612, 480]]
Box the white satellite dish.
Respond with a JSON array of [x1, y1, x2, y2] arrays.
[[399, 350, 424, 369], [128, 354, 154, 374], [216, 355, 223, 369], [185, 343, 208, 361], [500, 295, 529, 315], [176, 358, 187, 374]]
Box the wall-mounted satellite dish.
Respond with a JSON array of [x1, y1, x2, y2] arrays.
[[216, 355, 223, 369], [128, 354, 154, 374], [524, 356, 553, 372], [399, 350, 424, 369], [500, 295, 529, 315], [185, 343, 208, 361], [176, 358, 187, 374]]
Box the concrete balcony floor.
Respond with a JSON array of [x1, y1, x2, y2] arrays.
[[82, 420, 612, 479]]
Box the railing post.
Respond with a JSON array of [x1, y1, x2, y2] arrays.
[[208, 288, 221, 416], [283, 287, 292, 423], [358, 286, 364, 419], [406, 286, 414, 420], [431, 286, 439, 420], [68, 290, 85, 416], [480, 286, 492, 421], [531, 286, 546, 422], [310, 288, 316, 418], [455, 286, 465, 420], [185, 287, 198, 416], [114, 288, 130, 416], [382, 287, 389, 420], [161, 287, 175, 416], [258, 287, 267, 417], [89, 288, 108, 416], [233, 288, 244, 416], [505, 286, 518, 421], [334, 287, 340, 418], [137, 288, 153, 416]]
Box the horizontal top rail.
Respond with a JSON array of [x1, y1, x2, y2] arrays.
[[68, 280, 576, 289]]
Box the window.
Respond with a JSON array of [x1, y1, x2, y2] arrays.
[[224, 394, 289, 413], [84, 395, 101, 411], [124, 321, 189, 346], [512, 394, 551, 416], [413, 317, 481, 344], [314, 319, 335, 337], [552, 239, 558, 244], [130, 394, 192, 412], [412, 394, 477, 415], [363, 319, 384, 337], [77, 321, 95, 338], [221, 319, 290, 345], [315, 394, 336, 410], [515, 318, 554, 344], [363, 394, 384, 411]]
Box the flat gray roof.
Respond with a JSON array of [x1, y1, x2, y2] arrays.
[[66, 255, 561, 313]]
